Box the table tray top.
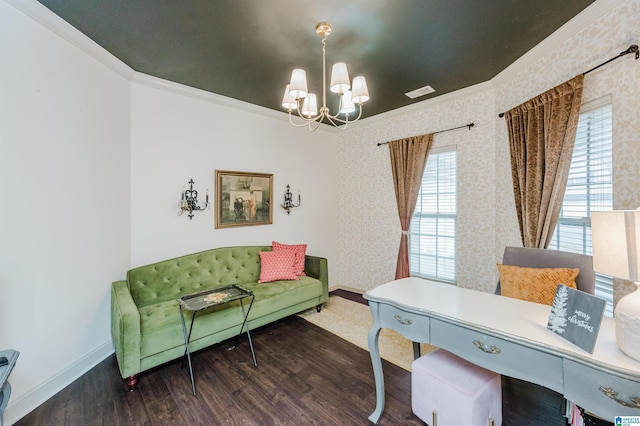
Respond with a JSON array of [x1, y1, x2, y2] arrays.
[[178, 284, 253, 312]]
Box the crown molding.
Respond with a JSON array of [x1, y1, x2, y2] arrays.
[[5, 0, 134, 81], [359, 0, 626, 127], [358, 80, 493, 126], [130, 73, 338, 133], [492, 0, 627, 85], [7, 0, 625, 132], [5, 0, 336, 133], [132, 73, 281, 118]]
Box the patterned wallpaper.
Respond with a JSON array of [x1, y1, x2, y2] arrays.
[[494, 0, 640, 303], [336, 89, 497, 293], [335, 0, 640, 300]]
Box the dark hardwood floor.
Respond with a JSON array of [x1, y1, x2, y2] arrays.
[[333, 289, 571, 426], [14, 291, 574, 426], [16, 314, 420, 425]]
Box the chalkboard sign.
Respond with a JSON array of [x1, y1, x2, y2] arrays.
[[546, 284, 606, 354]]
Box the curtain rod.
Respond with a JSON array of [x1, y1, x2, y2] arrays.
[[497, 44, 639, 118], [376, 123, 474, 146]]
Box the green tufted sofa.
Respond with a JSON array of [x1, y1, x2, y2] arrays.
[[111, 245, 328, 390]]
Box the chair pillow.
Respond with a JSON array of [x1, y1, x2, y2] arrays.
[[272, 241, 307, 276], [258, 250, 299, 283], [497, 264, 579, 306]]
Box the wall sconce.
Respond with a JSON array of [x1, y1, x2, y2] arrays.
[[281, 184, 301, 214], [178, 179, 209, 220]]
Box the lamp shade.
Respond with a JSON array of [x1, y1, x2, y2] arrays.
[[289, 69, 308, 100], [330, 62, 350, 94], [281, 85, 297, 111], [301, 93, 318, 117], [592, 209, 640, 362], [340, 90, 356, 114], [351, 76, 369, 104], [592, 210, 640, 282]]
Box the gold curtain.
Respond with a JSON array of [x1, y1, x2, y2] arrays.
[[388, 134, 433, 279], [505, 74, 585, 249]]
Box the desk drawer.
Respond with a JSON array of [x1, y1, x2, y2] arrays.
[[430, 319, 564, 393], [564, 359, 640, 419], [376, 303, 430, 343]]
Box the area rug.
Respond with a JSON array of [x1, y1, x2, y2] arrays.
[[298, 295, 434, 371]]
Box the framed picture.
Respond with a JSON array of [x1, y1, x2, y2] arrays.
[[215, 170, 273, 228]]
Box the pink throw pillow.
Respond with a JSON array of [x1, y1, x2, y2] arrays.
[[258, 250, 299, 283], [272, 241, 307, 276]]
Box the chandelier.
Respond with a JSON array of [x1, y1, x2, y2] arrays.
[[282, 22, 370, 131]]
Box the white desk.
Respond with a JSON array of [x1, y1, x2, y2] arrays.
[[364, 277, 640, 424]]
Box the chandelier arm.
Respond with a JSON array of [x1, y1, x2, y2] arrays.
[[293, 98, 324, 122], [323, 114, 349, 130], [307, 119, 324, 132], [323, 103, 364, 125], [351, 105, 364, 121], [288, 110, 324, 128]]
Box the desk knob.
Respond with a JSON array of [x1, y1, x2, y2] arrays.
[[473, 340, 502, 354], [393, 314, 412, 325], [599, 386, 640, 408]]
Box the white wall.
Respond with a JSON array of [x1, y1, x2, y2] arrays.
[[3, 0, 639, 423], [0, 1, 131, 424], [1, 2, 339, 423], [128, 77, 338, 273]]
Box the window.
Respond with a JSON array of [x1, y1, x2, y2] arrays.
[[409, 147, 457, 282], [548, 97, 613, 315]]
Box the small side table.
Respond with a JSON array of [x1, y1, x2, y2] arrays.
[[0, 349, 19, 426], [178, 284, 256, 396]]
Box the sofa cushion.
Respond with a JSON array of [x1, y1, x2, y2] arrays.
[[138, 277, 322, 358], [258, 250, 299, 283], [127, 246, 270, 307], [497, 264, 579, 305], [272, 241, 307, 276]]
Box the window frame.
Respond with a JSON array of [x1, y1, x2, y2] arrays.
[[548, 95, 614, 315], [408, 145, 457, 283]]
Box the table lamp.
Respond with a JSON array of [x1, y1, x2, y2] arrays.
[[591, 209, 640, 361]]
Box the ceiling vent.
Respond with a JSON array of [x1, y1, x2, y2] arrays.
[[405, 85, 435, 99]]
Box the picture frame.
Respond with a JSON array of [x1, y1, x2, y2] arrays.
[[215, 170, 273, 229]]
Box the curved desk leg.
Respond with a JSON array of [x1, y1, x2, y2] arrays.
[[1, 381, 11, 426], [368, 323, 384, 425]]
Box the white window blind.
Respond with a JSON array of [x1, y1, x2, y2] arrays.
[[548, 98, 613, 315], [409, 147, 457, 282]]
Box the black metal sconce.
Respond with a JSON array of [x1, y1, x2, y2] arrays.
[[179, 179, 209, 219], [281, 184, 301, 214]]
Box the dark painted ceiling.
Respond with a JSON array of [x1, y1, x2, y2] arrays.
[[37, 0, 595, 119]]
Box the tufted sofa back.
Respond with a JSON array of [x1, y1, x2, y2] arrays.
[[127, 246, 271, 307]]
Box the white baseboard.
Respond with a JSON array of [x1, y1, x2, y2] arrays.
[[4, 341, 114, 426], [329, 285, 364, 295]]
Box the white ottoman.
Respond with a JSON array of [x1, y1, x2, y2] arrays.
[[412, 349, 502, 426]]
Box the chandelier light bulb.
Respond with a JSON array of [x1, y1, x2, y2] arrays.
[[289, 69, 308, 100], [330, 62, 350, 94], [351, 76, 370, 104], [340, 90, 356, 114], [301, 94, 318, 117], [282, 84, 297, 110]]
